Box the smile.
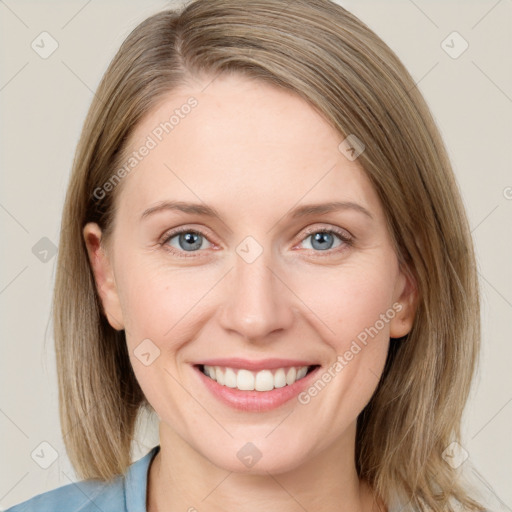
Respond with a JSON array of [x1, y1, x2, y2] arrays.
[[199, 364, 316, 391], [193, 359, 322, 412]]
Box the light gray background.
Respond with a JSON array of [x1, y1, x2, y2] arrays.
[[1, 0, 511, 509]]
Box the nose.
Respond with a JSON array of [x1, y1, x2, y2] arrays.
[[218, 251, 295, 343]]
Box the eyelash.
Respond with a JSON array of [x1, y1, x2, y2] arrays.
[[159, 225, 354, 259]]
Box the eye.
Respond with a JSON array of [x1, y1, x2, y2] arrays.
[[296, 226, 353, 255], [161, 228, 213, 258], [160, 225, 353, 258]]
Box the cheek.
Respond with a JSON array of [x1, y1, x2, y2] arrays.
[[289, 264, 396, 432], [116, 257, 217, 351], [115, 260, 209, 428], [291, 260, 398, 346], [288, 260, 397, 412]]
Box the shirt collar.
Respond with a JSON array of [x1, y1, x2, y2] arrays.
[[125, 445, 161, 512]]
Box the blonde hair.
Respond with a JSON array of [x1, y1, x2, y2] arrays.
[[53, 1, 483, 510]]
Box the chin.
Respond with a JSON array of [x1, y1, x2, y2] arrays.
[[220, 454, 306, 475], [198, 436, 313, 476]]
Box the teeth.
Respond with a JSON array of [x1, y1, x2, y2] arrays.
[[224, 367, 237, 388], [274, 368, 286, 388], [286, 367, 296, 385], [202, 364, 312, 391], [215, 366, 225, 386], [255, 370, 273, 391], [296, 366, 308, 379], [237, 369, 255, 390]]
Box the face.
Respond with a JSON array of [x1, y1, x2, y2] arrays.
[[84, 73, 416, 475]]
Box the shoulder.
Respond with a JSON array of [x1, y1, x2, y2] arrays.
[[4, 476, 124, 512], [4, 445, 160, 512]]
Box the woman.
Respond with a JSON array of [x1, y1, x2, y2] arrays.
[[6, 0, 489, 510]]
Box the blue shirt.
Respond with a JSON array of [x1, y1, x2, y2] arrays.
[[5, 445, 160, 512]]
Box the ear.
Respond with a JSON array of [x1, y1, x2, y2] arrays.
[[389, 262, 418, 339], [83, 222, 124, 331]]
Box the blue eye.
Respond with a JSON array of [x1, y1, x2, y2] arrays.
[[163, 229, 212, 255], [160, 226, 353, 258], [301, 230, 346, 251]]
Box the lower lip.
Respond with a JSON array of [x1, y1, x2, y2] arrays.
[[193, 365, 321, 412]]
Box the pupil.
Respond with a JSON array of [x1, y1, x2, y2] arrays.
[[180, 232, 201, 251], [312, 232, 333, 250]]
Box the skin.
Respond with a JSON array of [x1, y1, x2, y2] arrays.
[[84, 73, 417, 512]]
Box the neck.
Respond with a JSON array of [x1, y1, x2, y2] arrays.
[[147, 422, 386, 512]]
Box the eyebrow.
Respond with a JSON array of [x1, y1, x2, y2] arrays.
[[140, 200, 373, 221]]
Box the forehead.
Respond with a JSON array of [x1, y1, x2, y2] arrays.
[[116, 73, 380, 221]]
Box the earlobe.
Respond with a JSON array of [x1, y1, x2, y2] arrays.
[[83, 222, 125, 331], [389, 264, 419, 339]]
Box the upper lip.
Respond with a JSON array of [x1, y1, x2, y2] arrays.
[[194, 358, 319, 371]]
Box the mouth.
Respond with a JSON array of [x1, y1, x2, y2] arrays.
[[196, 363, 320, 391], [192, 361, 321, 412]]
